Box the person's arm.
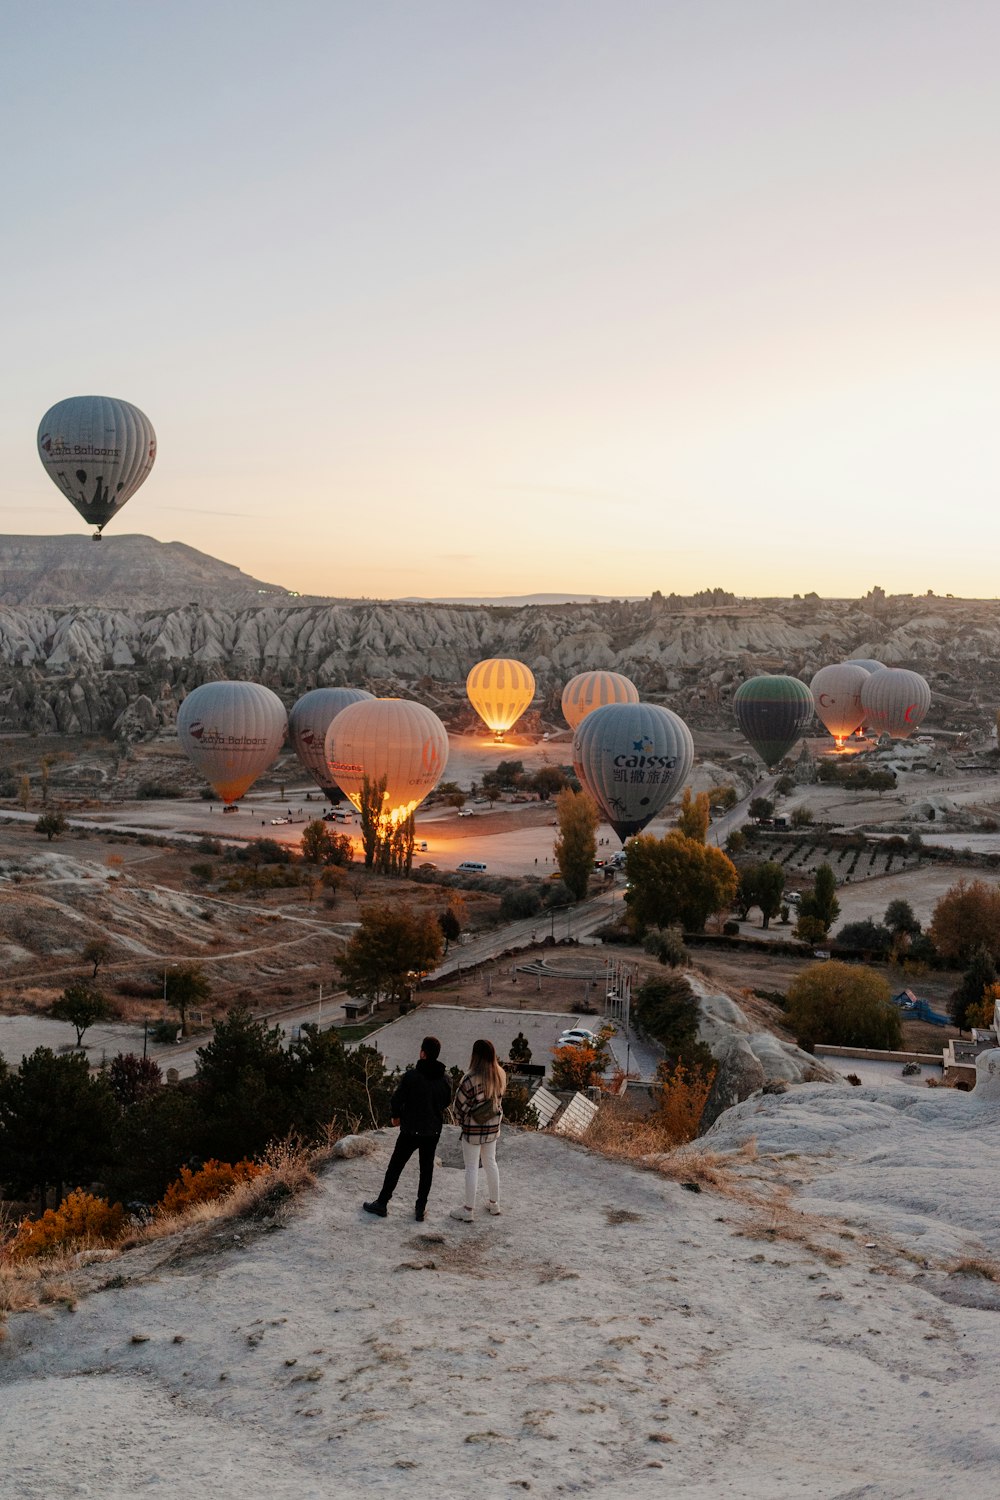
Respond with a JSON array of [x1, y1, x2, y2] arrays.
[[453, 1075, 474, 1122], [390, 1072, 410, 1125]]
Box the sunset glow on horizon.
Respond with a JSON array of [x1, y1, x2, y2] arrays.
[[2, 1, 998, 601]]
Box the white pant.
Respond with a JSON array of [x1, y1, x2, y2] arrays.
[[462, 1136, 500, 1208]]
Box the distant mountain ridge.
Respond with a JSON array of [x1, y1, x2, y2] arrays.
[[0, 534, 302, 608]]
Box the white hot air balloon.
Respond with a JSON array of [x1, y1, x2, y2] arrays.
[[325, 699, 449, 828], [177, 682, 287, 806], [810, 663, 869, 746], [37, 395, 156, 538], [859, 669, 931, 740], [572, 702, 694, 842], [561, 670, 640, 730], [288, 688, 374, 798], [844, 659, 886, 675], [466, 658, 535, 740]]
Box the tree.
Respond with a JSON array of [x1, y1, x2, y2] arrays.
[[339, 902, 443, 1009], [82, 938, 112, 979], [884, 899, 921, 938], [358, 774, 387, 869], [676, 787, 710, 843], [164, 964, 213, 1036], [930, 880, 1000, 965], [194, 1005, 293, 1162], [790, 807, 814, 828], [18, 774, 30, 811], [301, 819, 334, 866], [35, 811, 67, 841], [950, 946, 998, 1032], [550, 1027, 613, 1090], [834, 920, 892, 959], [437, 904, 462, 954], [634, 976, 714, 1070], [530, 766, 567, 801], [869, 770, 896, 797], [795, 914, 829, 945], [508, 1032, 532, 1068], [725, 829, 746, 855], [106, 1053, 163, 1109], [786, 962, 901, 1050], [774, 774, 795, 796], [499, 885, 542, 920], [285, 1025, 392, 1136], [753, 861, 786, 929], [554, 788, 599, 901], [710, 786, 738, 811], [624, 833, 738, 934], [50, 982, 117, 1047], [0, 1048, 116, 1211], [798, 863, 840, 935], [748, 797, 774, 823]]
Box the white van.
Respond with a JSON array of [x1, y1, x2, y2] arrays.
[[457, 860, 487, 872]]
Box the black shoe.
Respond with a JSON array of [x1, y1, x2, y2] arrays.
[[415, 1205, 425, 1222], [363, 1200, 388, 1217]]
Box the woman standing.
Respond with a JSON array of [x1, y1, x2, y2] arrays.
[[451, 1038, 506, 1222]]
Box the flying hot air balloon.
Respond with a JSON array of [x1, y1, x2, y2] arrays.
[[37, 395, 156, 539], [561, 670, 640, 730], [572, 702, 694, 842], [289, 688, 375, 798], [809, 664, 869, 746], [466, 658, 535, 740], [325, 699, 449, 828], [733, 676, 814, 768], [177, 682, 287, 806], [859, 669, 931, 740]]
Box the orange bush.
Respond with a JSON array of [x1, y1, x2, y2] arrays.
[[653, 1061, 716, 1147], [157, 1158, 263, 1215], [8, 1190, 125, 1261]]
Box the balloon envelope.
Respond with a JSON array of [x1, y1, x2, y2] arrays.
[[810, 664, 869, 744], [733, 676, 814, 767], [37, 395, 156, 534], [325, 699, 449, 824], [844, 659, 887, 675], [859, 669, 931, 739], [466, 658, 535, 737], [289, 688, 375, 797], [177, 682, 287, 804], [572, 702, 694, 842], [561, 670, 640, 730]]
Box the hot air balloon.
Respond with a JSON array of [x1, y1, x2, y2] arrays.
[[809, 664, 869, 746], [572, 702, 694, 842], [859, 669, 931, 740], [177, 682, 287, 806], [325, 699, 449, 827], [733, 676, 814, 768], [561, 670, 640, 730], [289, 688, 375, 798], [37, 395, 156, 539], [466, 658, 535, 740], [844, 658, 886, 675]]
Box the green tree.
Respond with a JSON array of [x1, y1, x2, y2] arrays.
[[950, 946, 998, 1032], [786, 962, 901, 1050], [499, 885, 542, 920], [301, 818, 335, 866], [0, 1048, 117, 1211], [748, 797, 774, 823], [798, 863, 840, 935], [82, 938, 112, 979], [554, 788, 599, 901], [35, 811, 68, 841], [676, 787, 710, 842], [725, 828, 747, 854], [753, 861, 786, 929], [790, 806, 814, 828], [339, 902, 443, 1009], [884, 899, 921, 938], [530, 765, 568, 800], [106, 1053, 163, 1109], [194, 1005, 293, 1162], [50, 982, 117, 1046], [286, 1025, 392, 1135], [165, 963, 213, 1036], [634, 976, 714, 1070], [709, 785, 738, 811], [437, 905, 462, 953], [834, 919, 892, 958], [624, 833, 738, 934]]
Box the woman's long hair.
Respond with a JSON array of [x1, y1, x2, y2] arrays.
[[468, 1038, 506, 1103]]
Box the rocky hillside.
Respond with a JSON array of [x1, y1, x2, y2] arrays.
[[0, 535, 298, 609], [0, 585, 995, 736]]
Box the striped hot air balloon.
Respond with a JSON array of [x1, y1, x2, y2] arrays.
[[325, 699, 449, 825], [289, 688, 375, 798], [859, 669, 931, 740], [561, 670, 640, 730], [810, 664, 869, 746], [177, 682, 287, 805], [733, 676, 814, 768], [466, 658, 535, 739], [572, 702, 693, 842], [37, 395, 156, 538]]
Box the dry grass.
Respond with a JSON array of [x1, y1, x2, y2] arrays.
[[950, 1256, 1000, 1284], [585, 1096, 764, 1201], [733, 1201, 849, 1265]]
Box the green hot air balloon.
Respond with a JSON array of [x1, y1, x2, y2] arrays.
[[733, 676, 813, 768]]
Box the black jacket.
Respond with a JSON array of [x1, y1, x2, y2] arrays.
[[391, 1058, 452, 1136]]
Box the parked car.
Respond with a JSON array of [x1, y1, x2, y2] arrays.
[[557, 1028, 598, 1048]]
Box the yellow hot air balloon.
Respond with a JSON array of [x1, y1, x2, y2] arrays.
[[466, 658, 535, 740], [561, 670, 639, 730], [324, 699, 449, 828]]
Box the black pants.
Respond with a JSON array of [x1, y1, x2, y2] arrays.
[[378, 1131, 440, 1210]]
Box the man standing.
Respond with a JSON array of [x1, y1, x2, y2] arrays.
[[363, 1036, 452, 1222]]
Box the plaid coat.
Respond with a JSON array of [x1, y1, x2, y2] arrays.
[[454, 1073, 503, 1142]]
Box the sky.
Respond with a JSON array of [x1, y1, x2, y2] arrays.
[[1, 1, 998, 601]]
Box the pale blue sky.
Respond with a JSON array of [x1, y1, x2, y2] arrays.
[[2, 1, 998, 598]]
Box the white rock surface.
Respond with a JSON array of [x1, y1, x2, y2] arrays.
[[689, 974, 842, 1085]]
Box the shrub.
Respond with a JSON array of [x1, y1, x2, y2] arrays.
[[499, 886, 542, 921], [786, 961, 901, 1049], [653, 1060, 716, 1146], [644, 925, 691, 967], [501, 1083, 539, 1128], [157, 1159, 264, 1216], [8, 1190, 125, 1261]]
